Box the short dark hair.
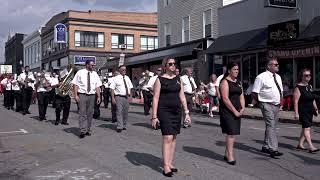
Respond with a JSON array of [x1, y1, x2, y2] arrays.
[[118, 65, 126, 69], [24, 66, 30, 69], [85, 60, 93, 65]]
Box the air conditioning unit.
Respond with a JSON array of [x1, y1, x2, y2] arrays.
[[119, 44, 127, 50]]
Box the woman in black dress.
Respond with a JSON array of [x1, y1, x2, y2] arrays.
[[293, 68, 319, 153], [219, 62, 245, 165], [151, 57, 190, 177]]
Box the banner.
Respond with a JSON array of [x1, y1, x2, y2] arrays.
[[268, 19, 299, 45], [54, 23, 67, 43], [268, 46, 320, 58], [0, 65, 13, 74], [74, 56, 96, 65]]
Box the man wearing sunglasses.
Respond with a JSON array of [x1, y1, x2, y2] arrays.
[[180, 68, 197, 128], [252, 58, 284, 158]]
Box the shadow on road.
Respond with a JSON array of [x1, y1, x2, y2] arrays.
[[97, 124, 117, 131], [290, 152, 320, 165], [30, 116, 40, 121], [129, 111, 146, 116], [63, 127, 80, 137], [125, 151, 162, 173], [194, 121, 220, 128], [253, 139, 296, 150], [132, 123, 152, 129], [95, 117, 112, 122], [282, 135, 320, 144], [183, 146, 225, 162], [216, 141, 269, 157]]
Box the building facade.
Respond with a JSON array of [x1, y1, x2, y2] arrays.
[[22, 29, 42, 72], [5, 33, 25, 74], [157, 0, 223, 47], [41, 10, 157, 71]]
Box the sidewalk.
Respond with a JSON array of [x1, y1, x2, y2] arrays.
[[130, 98, 320, 126]]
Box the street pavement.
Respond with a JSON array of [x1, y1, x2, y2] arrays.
[[0, 97, 319, 180]]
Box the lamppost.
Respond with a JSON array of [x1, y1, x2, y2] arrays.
[[19, 60, 23, 74]]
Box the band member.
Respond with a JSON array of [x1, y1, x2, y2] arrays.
[[110, 65, 133, 133], [35, 72, 51, 121], [146, 68, 162, 93], [72, 60, 102, 138], [54, 69, 71, 126], [18, 66, 35, 115], [110, 71, 120, 123], [1, 74, 14, 110], [50, 72, 59, 108], [180, 68, 197, 128], [12, 76, 23, 112], [102, 73, 111, 108], [140, 70, 153, 115]]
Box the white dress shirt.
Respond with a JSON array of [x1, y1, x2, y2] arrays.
[[37, 77, 51, 93], [11, 80, 20, 91], [1, 78, 12, 90], [215, 74, 224, 87], [103, 79, 112, 89], [18, 72, 35, 90], [139, 77, 151, 91], [252, 70, 283, 105], [146, 75, 158, 91], [181, 75, 197, 94], [110, 74, 133, 96], [71, 69, 102, 95], [50, 77, 59, 87]]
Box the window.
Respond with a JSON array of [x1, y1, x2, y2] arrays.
[[141, 36, 158, 50], [164, 23, 171, 46], [203, 9, 212, 38], [111, 34, 134, 49], [164, 0, 171, 7], [74, 31, 104, 48], [182, 16, 190, 42]]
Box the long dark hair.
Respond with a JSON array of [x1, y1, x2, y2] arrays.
[[223, 62, 239, 79], [297, 68, 311, 83]]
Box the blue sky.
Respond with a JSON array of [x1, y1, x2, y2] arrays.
[[0, 0, 157, 63]]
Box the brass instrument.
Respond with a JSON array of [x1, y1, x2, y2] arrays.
[[55, 65, 77, 96]]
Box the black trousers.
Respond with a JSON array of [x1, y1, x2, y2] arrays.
[[93, 94, 102, 119], [49, 88, 56, 107], [103, 88, 110, 108], [13, 90, 23, 112], [3, 89, 7, 107], [22, 87, 33, 113], [5, 90, 14, 108], [55, 95, 71, 123], [111, 103, 117, 122], [37, 92, 49, 120], [142, 90, 152, 115]]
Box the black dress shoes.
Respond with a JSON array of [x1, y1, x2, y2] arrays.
[[227, 160, 236, 165], [171, 168, 178, 173], [79, 133, 85, 139], [54, 121, 59, 125], [116, 129, 122, 133], [270, 151, 283, 158], [26, 111, 31, 114], [61, 122, 69, 125], [85, 132, 91, 136], [261, 147, 271, 154], [123, 128, 127, 130], [162, 171, 173, 177], [309, 149, 319, 153]]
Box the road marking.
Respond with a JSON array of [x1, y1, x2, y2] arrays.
[[0, 129, 28, 134]]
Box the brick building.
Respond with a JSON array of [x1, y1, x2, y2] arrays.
[[5, 33, 26, 74], [41, 10, 157, 71]]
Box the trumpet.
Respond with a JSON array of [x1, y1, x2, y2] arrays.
[[55, 65, 77, 96]]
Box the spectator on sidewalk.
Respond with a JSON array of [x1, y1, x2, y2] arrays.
[[293, 68, 319, 153], [202, 74, 220, 117], [280, 80, 293, 111]]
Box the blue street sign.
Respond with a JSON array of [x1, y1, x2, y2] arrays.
[[54, 23, 67, 43], [74, 56, 96, 65]]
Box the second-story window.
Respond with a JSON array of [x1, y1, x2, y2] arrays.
[[182, 16, 190, 43], [203, 9, 212, 38], [141, 36, 158, 50], [164, 23, 171, 46], [111, 34, 134, 49], [75, 31, 104, 48]]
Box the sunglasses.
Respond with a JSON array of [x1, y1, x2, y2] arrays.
[[303, 74, 311, 77], [167, 62, 176, 67], [271, 63, 279, 66]]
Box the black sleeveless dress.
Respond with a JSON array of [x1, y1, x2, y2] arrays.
[[219, 79, 242, 135], [297, 85, 315, 128], [158, 76, 182, 135]]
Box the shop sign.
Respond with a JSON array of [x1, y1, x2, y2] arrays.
[[268, 46, 320, 58], [54, 23, 67, 43], [268, 19, 299, 45], [266, 0, 297, 9], [0, 65, 13, 74], [74, 56, 96, 65]]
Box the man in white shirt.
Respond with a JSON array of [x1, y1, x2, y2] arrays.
[[252, 58, 284, 158], [110, 71, 120, 123], [146, 68, 162, 93], [110, 65, 133, 133], [18, 66, 35, 115], [180, 68, 197, 128], [102, 73, 112, 108], [49, 72, 59, 108], [35, 72, 51, 121], [140, 70, 153, 115], [11, 75, 22, 112], [1, 74, 14, 110], [215, 66, 226, 87], [72, 60, 102, 138]]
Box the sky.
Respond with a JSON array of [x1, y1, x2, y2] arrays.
[[0, 0, 157, 63]]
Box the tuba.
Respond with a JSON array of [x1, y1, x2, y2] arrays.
[[55, 65, 77, 96]]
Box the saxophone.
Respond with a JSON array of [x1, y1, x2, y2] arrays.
[[55, 65, 77, 96]]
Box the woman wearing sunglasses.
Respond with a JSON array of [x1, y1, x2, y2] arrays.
[[293, 68, 319, 153], [151, 57, 190, 177]]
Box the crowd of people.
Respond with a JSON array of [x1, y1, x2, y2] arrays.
[[1, 57, 319, 177]]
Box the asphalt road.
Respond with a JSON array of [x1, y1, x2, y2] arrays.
[[0, 98, 319, 180]]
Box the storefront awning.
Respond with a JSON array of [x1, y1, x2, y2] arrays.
[[125, 41, 203, 66], [299, 16, 320, 40], [206, 28, 268, 55]]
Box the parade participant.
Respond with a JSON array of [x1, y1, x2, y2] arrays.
[[18, 66, 35, 115], [49, 72, 59, 108], [140, 70, 153, 115], [1, 74, 14, 110], [293, 68, 319, 153], [151, 57, 190, 177], [102, 73, 112, 108], [219, 62, 245, 165], [11, 75, 22, 112], [54, 67, 72, 126], [202, 74, 220, 117], [35, 72, 51, 121], [110, 65, 133, 133], [252, 58, 284, 158], [180, 68, 197, 128], [110, 71, 120, 123], [146, 67, 162, 93], [72, 60, 102, 138]]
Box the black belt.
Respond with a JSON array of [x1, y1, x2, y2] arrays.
[[78, 93, 95, 96], [263, 102, 280, 107], [184, 93, 193, 96], [115, 95, 128, 98]]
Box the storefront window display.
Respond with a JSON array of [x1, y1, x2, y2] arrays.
[[278, 59, 293, 88], [242, 54, 257, 89]]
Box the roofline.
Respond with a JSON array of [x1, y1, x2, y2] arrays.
[[67, 10, 157, 15]]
